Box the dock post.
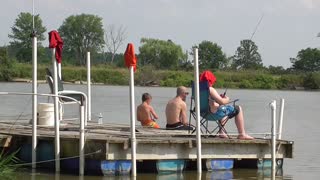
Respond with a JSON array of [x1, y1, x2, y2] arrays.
[[79, 105, 85, 175], [129, 66, 137, 177], [278, 98, 285, 139], [31, 33, 37, 169], [52, 48, 60, 172], [86, 51, 91, 123], [270, 100, 277, 178], [193, 48, 202, 173]]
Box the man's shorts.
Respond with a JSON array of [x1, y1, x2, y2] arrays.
[[141, 119, 160, 129], [166, 122, 194, 130], [210, 105, 239, 121]]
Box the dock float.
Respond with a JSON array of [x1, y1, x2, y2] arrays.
[[0, 120, 293, 175]]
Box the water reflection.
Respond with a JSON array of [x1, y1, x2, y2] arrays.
[[101, 175, 131, 180], [257, 168, 283, 179], [15, 168, 295, 180], [156, 172, 184, 180], [205, 170, 233, 179]]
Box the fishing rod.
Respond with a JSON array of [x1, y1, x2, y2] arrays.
[[250, 13, 264, 40], [223, 88, 228, 96]]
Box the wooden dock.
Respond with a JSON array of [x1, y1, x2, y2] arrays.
[[0, 120, 293, 173]]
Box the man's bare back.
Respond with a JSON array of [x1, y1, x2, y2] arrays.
[[165, 86, 193, 130], [136, 93, 160, 129], [137, 102, 153, 122], [165, 97, 187, 125]]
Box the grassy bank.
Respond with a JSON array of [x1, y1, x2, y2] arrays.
[[1, 63, 320, 90]]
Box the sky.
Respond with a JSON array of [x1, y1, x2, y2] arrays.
[[1, 0, 320, 68]]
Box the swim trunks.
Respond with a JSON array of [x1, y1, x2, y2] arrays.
[[209, 105, 239, 120], [166, 122, 194, 130], [140, 119, 160, 129]]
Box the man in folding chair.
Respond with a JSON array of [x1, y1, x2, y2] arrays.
[[200, 70, 254, 140]]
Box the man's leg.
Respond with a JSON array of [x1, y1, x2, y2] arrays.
[[218, 117, 228, 138], [235, 106, 254, 140]]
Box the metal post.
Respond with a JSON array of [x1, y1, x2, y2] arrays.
[[129, 66, 136, 177], [32, 0, 35, 30], [52, 48, 60, 172], [87, 52, 91, 123], [58, 63, 61, 80], [193, 48, 202, 173], [32, 35, 37, 169], [79, 105, 85, 175], [270, 100, 276, 176], [278, 98, 285, 139]]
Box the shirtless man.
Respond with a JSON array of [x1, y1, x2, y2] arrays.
[[165, 86, 193, 130], [200, 70, 254, 140], [137, 93, 160, 128]]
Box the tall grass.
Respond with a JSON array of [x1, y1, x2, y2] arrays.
[[0, 150, 20, 179]]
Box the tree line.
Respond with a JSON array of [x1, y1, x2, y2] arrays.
[[2, 12, 320, 74]]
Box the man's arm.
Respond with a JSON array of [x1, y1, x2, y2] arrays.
[[136, 106, 141, 121], [180, 102, 188, 125], [209, 87, 230, 105], [149, 106, 159, 120]]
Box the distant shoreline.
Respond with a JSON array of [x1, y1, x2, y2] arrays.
[[1, 63, 319, 90], [4, 78, 312, 91]]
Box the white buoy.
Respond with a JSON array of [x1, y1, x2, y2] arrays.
[[37, 103, 54, 126]]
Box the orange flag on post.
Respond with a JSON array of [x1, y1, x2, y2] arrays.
[[124, 43, 137, 72]]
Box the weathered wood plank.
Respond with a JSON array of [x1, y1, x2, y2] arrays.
[[0, 135, 12, 147]]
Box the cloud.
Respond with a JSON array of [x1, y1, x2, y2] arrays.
[[299, 0, 320, 9]]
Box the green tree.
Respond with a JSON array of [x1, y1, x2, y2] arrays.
[[193, 40, 228, 69], [268, 65, 286, 74], [58, 14, 105, 66], [232, 39, 263, 70], [139, 38, 186, 69], [8, 12, 46, 62], [0, 47, 15, 81], [290, 48, 320, 72]]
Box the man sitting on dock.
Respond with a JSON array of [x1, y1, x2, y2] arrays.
[[165, 86, 194, 130], [200, 70, 254, 140], [137, 93, 160, 129]]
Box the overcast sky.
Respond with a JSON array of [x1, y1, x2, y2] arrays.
[[1, 0, 320, 68]]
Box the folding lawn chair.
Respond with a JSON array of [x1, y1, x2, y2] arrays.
[[188, 81, 238, 138]]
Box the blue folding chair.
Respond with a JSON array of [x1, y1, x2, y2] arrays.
[[188, 81, 238, 137]]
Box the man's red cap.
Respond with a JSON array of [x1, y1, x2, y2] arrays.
[[199, 70, 216, 87]]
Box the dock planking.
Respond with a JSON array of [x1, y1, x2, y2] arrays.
[[0, 120, 293, 161]]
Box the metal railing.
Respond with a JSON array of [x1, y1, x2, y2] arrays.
[[0, 91, 86, 175]]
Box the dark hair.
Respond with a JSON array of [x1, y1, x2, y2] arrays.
[[142, 93, 152, 102]]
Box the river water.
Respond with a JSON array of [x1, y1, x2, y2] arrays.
[[0, 82, 319, 179]]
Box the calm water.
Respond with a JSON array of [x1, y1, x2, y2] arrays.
[[0, 82, 320, 179]]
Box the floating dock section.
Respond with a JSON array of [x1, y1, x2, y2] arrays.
[[0, 120, 293, 175]]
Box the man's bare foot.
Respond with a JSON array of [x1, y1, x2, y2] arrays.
[[237, 134, 254, 140], [218, 132, 228, 138]]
